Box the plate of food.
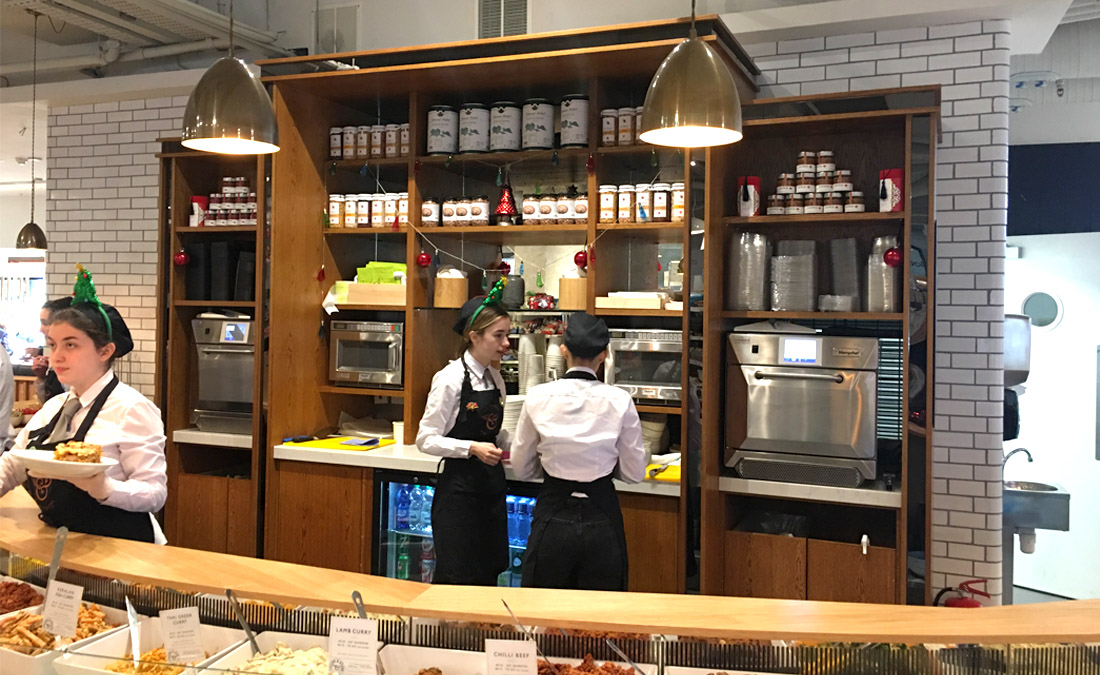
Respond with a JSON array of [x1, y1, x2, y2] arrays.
[[9, 442, 118, 479]]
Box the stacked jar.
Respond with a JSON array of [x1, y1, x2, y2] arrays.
[[330, 122, 410, 159], [209, 177, 254, 227], [763, 150, 864, 216], [427, 196, 492, 226], [594, 184, 683, 223]]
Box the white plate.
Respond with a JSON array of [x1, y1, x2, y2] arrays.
[[9, 450, 118, 479]]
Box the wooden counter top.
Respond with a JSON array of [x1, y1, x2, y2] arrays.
[[3, 490, 1099, 643]]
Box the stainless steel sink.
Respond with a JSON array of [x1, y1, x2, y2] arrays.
[[1004, 480, 1070, 531]]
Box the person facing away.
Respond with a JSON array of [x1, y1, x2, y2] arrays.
[[510, 312, 646, 591]]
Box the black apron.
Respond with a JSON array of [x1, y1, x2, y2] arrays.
[[21, 378, 156, 543], [431, 357, 508, 585], [520, 370, 629, 590]]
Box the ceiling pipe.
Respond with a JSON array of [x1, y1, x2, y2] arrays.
[[0, 38, 229, 75]]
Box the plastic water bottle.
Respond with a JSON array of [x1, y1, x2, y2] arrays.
[[506, 496, 518, 545], [517, 499, 531, 546], [395, 484, 411, 530], [419, 540, 435, 583], [421, 487, 434, 534], [408, 485, 423, 533]]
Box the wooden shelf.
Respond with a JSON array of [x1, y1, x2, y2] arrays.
[[318, 385, 405, 397], [329, 157, 409, 170], [418, 147, 589, 167], [334, 304, 406, 311], [174, 226, 258, 234], [722, 310, 905, 321], [597, 223, 686, 239], [324, 227, 407, 236], [173, 300, 256, 308], [595, 308, 683, 317], [416, 224, 588, 245], [722, 212, 906, 226], [636, 404, 683, 415], [596, 143, 662, 155]]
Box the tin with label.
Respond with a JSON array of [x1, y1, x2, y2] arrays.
[[490, 101, 521, 152], [559, 95, 589, 147], [459, 103, 490, 153], [522, 98, 555, 150], [426, 105, 458, 155]]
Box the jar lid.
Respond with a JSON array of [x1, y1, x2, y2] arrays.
[[541, 194, 557, 199], [345, 193, 359, 199], [386, 123, 401, 129], [330, 194, 344, 200], [599, 184, 618, 190], [788, 193, 805, 201], [849, 191, 864, 197], [460, 102, 487, 110], [358, 193, 371, 199], [492, 100, 518, 108], [617, 107, 636, 113], [342, 125, 357, 130], [818, 150, 834, 156], [371, 124, 385, 129], [636, 105, 645, 112], [424, 198, 438, 203], [399, 192, 409, 197], [618, 184, 635, 191], [671, 182, 685, 188], [477, 195, 489, 200], [779, 173, 796, 179], [816, 171, 831, 178], [836, 169, 852, 175], [330, 126, 343, 132], [562, 94, 589, 101], [797, 172, 816, 179], [525, 97, 552, 104], [652, 182, 671, 189], [400, 122, 410, 127], [635, 183, 651, 190], [799, 151, 817, 157], [769, 194, 786, 200], [429, 105, 454, 111], [357, 124, 371, 129], [829, 192, 846, 198], [600, 108, 618, 115]]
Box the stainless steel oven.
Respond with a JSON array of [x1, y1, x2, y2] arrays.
[[724, 332, 879, 487], [329, 321, 403, 388], [605, 329, 682, 403], [192, 316, 254, 434]]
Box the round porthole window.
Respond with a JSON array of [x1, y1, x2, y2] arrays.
[[1022, 291, 1062, 328]]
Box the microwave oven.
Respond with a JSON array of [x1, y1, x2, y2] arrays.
[[605, 329, 683, 403], [329, 321, 404, 387]]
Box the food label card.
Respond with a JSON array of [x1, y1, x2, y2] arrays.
[[486, 639, 537, 675], [328, 617, 379, 675], [159, 607, 205, 664], [42, 580, 83, 638]]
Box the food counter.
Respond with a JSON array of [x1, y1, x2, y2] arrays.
[[4, 489, 1100, 675]]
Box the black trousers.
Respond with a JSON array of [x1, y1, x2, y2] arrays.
[[522, 497, 625, 591]]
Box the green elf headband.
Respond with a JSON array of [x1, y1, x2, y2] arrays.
[[72, 263, 112, 340], [452, 276, 508, 335]]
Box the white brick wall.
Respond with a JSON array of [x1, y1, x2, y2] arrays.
[[747, 19, 1009, 604], [46, 96, 187, 397]]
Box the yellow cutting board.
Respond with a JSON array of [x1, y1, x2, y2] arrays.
[[283, 437, 396, 451], [645, 463, 681, 482]]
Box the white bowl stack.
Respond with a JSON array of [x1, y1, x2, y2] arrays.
[[545, 335, 565, 380], [502, 395, 526, 433], [639, 413, 670, 462], [520, 354, 545, 394]]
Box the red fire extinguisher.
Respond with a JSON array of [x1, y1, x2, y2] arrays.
[[933, 579, 990, 607]]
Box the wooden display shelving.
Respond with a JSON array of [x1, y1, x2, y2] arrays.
[[174, 226, 259, 234], [722, 212, 906, 226], [172, 300, 257, 308], [318, 385, 406, 397], [324, 228, 408, 236], [329, 157, 410, 170], [417, 224, 589, 246]]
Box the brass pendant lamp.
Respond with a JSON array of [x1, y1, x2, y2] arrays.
[[181, 0, 279, 154], [16, 13, 47, 250], [638, 0, 744, 148]]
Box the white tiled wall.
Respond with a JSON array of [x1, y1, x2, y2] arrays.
[[746, 19, 1009, 603], [46, 96, 186, 397]]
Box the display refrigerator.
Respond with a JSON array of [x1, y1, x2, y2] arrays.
[[372, 469, 539, 586]]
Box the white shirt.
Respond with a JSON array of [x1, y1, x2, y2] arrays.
[[0, 369, 168, 544], [1, 348, 13, 450], [417, 352, 512, 459], [511, 367, 646, 484]]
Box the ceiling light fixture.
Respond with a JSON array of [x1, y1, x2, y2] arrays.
[[180, 0, 279, 154], [638, 0, 744, 148], [16, 12, 47, 250]]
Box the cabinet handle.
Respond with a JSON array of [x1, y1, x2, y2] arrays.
[[861, 534, 870, 555]]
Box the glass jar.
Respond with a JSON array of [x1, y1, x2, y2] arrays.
[[776, 173, 796, 195], [557, 193, 575, 223], [844, 191, 865, 213], [343, 194, 359, 228], [670, 182, 685, 222], [795, 173, 816, 194], [399, 123, 411, 157], [635, 106, 645, 142], [617, 184, 636, 223], [329, 127, 343, 159], [766, 194, 786, 216], [600, 109, 618, 146], [617, 107, 636, 145], [796, 150, 816, 173], [441, 199, 457, 227], [539, 195, 558, 224], [635, 183, 652, 222], [384, 124, 400, 158], [599, 185, 617, 223], [328, 194, 344, 228], [470, 196, 490, 225], [398, 192, 410, 225], [422, 199, 440, 227], [371, 194, 386, 227], [816, 171, 833, 193], [383, 193, 398, 227], [246, 192, 257, 211], [833, 169, 854, 192], [356, 125, 371, 158], [804, 193, 824, 214], [824, 192, 845, 214], [370, 125, 385, 158], [522, 194, 540, 224], [574, 193, 589, 224], [456, 199, 471, 226], [342, 125, 357, 159], [785, 193, 805, 215], [651, 182, 670, 222], [816, 150, 835, 173]]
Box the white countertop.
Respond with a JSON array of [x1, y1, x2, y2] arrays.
[[272, 442, 681, 498]]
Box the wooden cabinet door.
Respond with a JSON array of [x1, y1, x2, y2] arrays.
[[725, 531, 807, 599], [620, 492, 680, 593], [807, 539, 896, 604]]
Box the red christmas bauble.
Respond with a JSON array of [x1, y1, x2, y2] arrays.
[[416, 251, 433, 268], [883, 247, 903, 268], [173, 250, 190, 266], [573, 250, 588, 269], [499, 261, 511, 274]]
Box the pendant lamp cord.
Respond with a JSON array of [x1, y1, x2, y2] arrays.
[[228, 0, 235, 57], [689, 0, 697, 38], [29, 11, 38, 224]]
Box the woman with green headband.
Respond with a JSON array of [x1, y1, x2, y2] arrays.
[[417, 279, 513, 585], [0, 265, 167, 543]]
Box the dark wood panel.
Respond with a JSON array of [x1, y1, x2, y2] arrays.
[[175, 474, 228, 553], [271, 461, 367, 573], [226, 477, 256, 558], [725, 530, 806, 600], [620, 492, 679, 594], [807, 539, 896, 604]]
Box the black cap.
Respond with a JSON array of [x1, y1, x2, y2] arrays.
[[70, 301, 134, 358], [452, 295, 488, 335], [564, 312, 609, 359]]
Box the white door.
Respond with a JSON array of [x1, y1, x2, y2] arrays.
[[1004, 232, 1100, 599]]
